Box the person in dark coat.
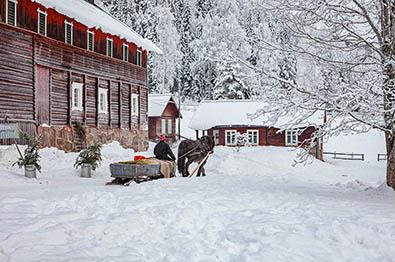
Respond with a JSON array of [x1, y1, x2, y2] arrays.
[[154, 135, 176, 161]]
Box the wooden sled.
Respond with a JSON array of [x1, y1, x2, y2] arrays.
[[106, 162, 163, 186]]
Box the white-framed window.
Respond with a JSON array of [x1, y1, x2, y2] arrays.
[[286, 129, 298, 146], [98, 88, 108, 114], [87, 30, 94, 51], [167, 119, 173, 135], [161, 119, 166, 134], [6, 0, 17, 26], [71, 82, 83, 111], [64, 20, 73, 45], [131, 93, 139, 116], [136, 50, 142, 66], [225, 130, 237, 146], [37, 9, 47, 36], [122, 43, 129, 62], [247, 130, 259, 145], [106, 38, 113, 57]]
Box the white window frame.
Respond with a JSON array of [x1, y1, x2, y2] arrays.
[[161, 119, 167, 134], [123, 43, 129, 62], [225, 130, 237, 146], [131, 93, 139, 116], [37, 9, 47, 36], [167, 119, 173, 135], [285, 129, 298, 146], [136, 50, 142, 66], [98, 88, 108, 114], [87, 30, 95, 51], [64, 20, 73, 45], [6, 0, 17, 26], [247, 130, 259, 146], [106, 37, 113, 57], [71, 82, 83, 111]]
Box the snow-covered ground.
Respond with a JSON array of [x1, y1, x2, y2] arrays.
[[1, 105, 394, 261], [1, 143, 394, 261]]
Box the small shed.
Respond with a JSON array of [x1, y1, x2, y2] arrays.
[[189, 100, 324, 160], [148, 94, 181, 142]]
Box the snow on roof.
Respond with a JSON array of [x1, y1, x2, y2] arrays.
[[189, 100, 324, 130], [148, 94, 178, 117], [33, 0, 162, 54]]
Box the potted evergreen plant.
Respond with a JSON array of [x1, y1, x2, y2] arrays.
[[74, 140, 102, 178], [13, 134, 41, 178]]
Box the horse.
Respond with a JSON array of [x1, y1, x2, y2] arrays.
[[177, 136, 215, 177]]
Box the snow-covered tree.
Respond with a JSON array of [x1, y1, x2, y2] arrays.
[[213, 54, 250, 100], [250, 0, 395, 190]]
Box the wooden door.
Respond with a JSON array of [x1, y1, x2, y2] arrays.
[[35, 66, 50, 125]]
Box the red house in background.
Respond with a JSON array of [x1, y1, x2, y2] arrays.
[[189, 100, 324, 160], [0, 0, 161, 151], [148, 94, 180, 143]]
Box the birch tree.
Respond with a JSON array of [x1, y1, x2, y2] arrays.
[[253, 0, 395, 190]]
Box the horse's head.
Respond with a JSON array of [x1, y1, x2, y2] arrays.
[[200, 135, 215, 153]]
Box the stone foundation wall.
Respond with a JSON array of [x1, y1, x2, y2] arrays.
[[38, 125, 148, 152]]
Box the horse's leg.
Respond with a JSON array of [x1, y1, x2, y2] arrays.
[[185, 158, 194, 177], [197, 159, 208, 177]]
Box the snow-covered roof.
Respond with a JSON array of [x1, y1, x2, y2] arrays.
[[33, 0, 162, 54], [189, 100, 324, 130], [148, 94, 179, 117]]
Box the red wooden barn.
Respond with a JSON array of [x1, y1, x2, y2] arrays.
[[0, 0, 161, 151], [148, 94, 180, 143], [189, 100, 324, 160]]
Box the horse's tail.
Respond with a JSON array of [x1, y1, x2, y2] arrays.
[[177, 142, 186, 175]]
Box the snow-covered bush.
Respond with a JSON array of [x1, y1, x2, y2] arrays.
[[235, 132, 251, 152], [13, 134, 41, 172], [74, 140, 102, 171]]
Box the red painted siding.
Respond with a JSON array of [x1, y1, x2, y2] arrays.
[[4, 0, 148, 67], [210, 126, 318, 148]]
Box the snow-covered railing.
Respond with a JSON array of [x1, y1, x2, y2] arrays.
[[323, 152, 365, 161], [377, 154, 387, 162]]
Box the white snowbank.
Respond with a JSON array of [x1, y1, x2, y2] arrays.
[[0, 143, 394, 261]]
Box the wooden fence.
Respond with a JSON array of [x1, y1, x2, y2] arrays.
[[323, 152, 365, 161]]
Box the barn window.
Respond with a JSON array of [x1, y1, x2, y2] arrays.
[[6, 0, 17, 26], [65, 21, 73, 45], [167, 119, 173, 135], [286, 130, 298, 146], [98, 88, 108, 114], [106, 38, 113, 57], [123, 44, 129, 62], [225, 130, 237, 146], [247, 130, 259, 145], [87, 30, 94, 51], [136, 50, 142, 66], [37, 9, 47, 36], [131, 94, 139, 116], [161, 119, 166, 134], [71, 83, 83, 111]]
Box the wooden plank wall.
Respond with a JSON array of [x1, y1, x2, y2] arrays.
[[0, 26, 34, 121], [85, 76, 97, 127], [34, 35, 147, 84]]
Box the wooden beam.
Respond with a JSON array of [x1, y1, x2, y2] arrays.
[[83, 74, 87, 125], [108, 80, 112, 128], [129, 84, 132, 130], [119, 81, 122, 128], [96, 77, 99, 128], [49, 69, 52, 126], [68, 71, 72, 127]]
